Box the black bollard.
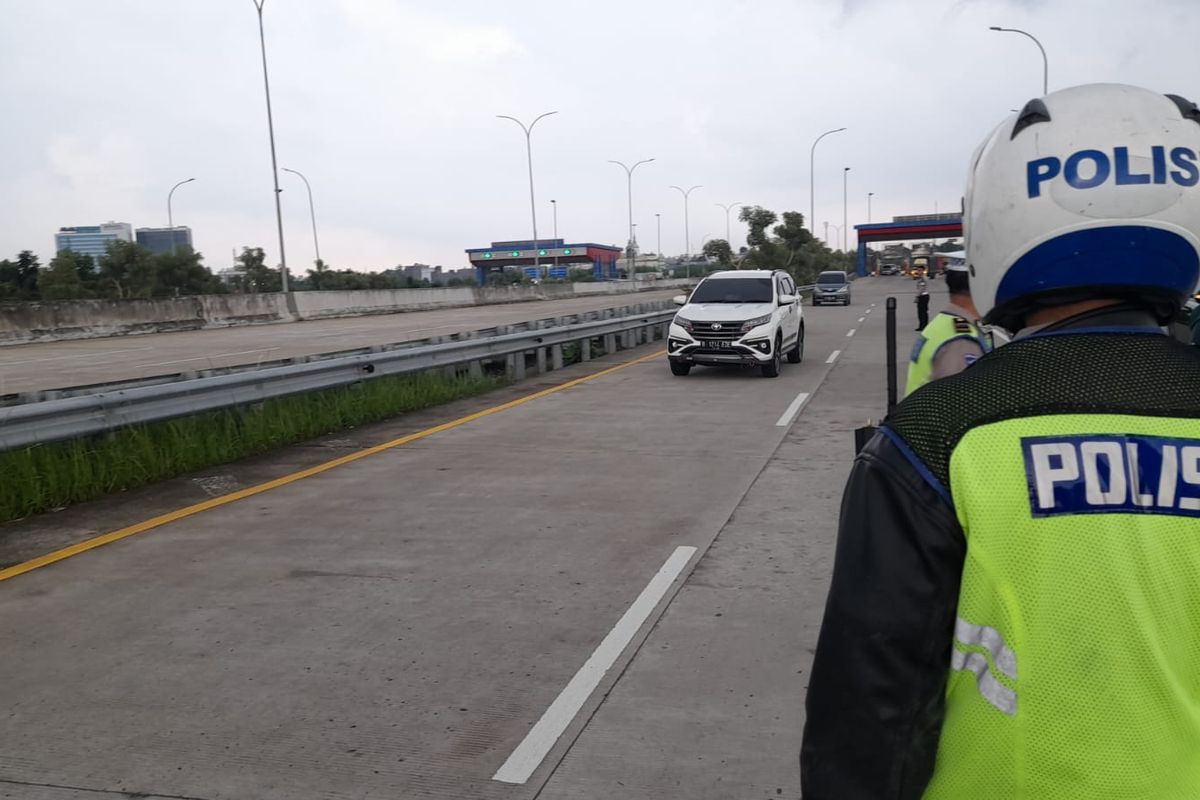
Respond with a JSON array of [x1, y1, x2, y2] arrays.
[[886, 296, 898, 412]]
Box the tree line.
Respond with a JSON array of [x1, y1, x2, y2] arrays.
[[698, 207, 855, 285], [0, 243, 471, 303]]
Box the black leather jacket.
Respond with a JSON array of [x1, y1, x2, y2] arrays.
[[799, 306, 1192, 799]]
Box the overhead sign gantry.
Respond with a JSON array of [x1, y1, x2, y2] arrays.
[[852, 214, 964, 276]]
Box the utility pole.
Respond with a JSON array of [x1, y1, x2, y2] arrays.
[[610, 158, 655, 282], [669, 184, 702, 280], [497, 111, 558, 279], [251, 0, 288, 291]]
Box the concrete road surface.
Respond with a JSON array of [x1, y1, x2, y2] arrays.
[[0, 276, 935, 799], [0, 288, 682, 395]]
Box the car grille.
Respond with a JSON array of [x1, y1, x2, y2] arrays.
[[691, 322, 744, 341]]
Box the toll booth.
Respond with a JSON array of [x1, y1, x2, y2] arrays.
[[465, 240, 624, 284], [852, 214, 964, 277]]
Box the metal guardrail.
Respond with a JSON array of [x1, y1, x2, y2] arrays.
[[0, 308, 676, 452], [1, 300, 679, 407]]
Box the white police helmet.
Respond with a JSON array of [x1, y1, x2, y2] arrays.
[[965, 83, 1200, 328]]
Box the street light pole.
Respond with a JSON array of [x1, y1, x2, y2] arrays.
[[843, 167, 851, 252], [251, 0, 288, 292], [655, 213, 661, 260], [989, 26, 1049, 95], [610, 158, 655, 282], [282, 168, 320, 270], [669, 184, 702, 280], [550, 199, 558, 270], [868, 191, 874, 224], [167, 177, 195, 254], [715, 202, 742, 250], [497, 111, 558, 278], [810, 127, 846, 242]]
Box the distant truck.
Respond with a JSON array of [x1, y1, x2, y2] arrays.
[[910, 244, 932, 278]]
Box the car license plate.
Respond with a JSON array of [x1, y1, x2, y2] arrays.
[[705, 340, 733, 348]]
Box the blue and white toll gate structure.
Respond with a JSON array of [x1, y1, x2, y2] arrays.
[[852, 214, 964, 276], [466, 240, 624, 284]]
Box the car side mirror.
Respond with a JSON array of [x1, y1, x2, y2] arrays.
[[778, 294, 797, 306], [672, 294, 688, 306]]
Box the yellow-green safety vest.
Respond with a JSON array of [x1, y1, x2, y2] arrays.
[[905, 312, 985, 397], [922, 412, 1200, 799]]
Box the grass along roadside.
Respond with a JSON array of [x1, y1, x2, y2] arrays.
[[0, 369, 507, 523]]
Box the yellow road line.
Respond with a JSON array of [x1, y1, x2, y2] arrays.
[[0, 350, 665, 583]]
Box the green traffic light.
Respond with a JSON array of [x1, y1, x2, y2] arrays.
[[539, 249, 547, 257], [484, 252, 493, 259], [563, 248, 572, 255], [510, 251, 520, 257]]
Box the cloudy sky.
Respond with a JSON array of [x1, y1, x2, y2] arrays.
[[1, 0, 1196, 273]]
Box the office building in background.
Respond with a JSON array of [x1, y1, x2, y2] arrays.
[[54, 222, 133, 260], [136, 226, 193, 255]]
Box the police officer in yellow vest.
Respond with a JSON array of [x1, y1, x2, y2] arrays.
[[801, 83, 1200, 799], [905, 261, 987, 396]]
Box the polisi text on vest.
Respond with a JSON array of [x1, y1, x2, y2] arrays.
[[1022, 434, 1200, 518], [1027, 146, 1199, 198]]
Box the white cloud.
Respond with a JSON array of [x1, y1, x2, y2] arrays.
[[1, 0, 1198, 268]]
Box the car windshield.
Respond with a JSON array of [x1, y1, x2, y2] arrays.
[[689, 278, 773, 304], [817, 273, 846, 285]]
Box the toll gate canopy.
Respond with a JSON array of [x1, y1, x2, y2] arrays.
[[852, 214, 964, 276], [466, 240, 624, 283]]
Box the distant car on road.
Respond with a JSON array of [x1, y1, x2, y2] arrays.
[[812, 271, 852, 306], [667, 269, 804, 378], [880, 263, 901, 276]]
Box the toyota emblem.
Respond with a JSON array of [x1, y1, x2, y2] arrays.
[[711, 323, 722, 331]]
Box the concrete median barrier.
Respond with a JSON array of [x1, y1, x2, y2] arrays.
[[0, 278, 693, 345]]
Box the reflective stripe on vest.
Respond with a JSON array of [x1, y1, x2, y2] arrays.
[[951, 617, 1018, 716]]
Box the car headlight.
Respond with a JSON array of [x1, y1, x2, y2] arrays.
[[836, 286, 848, 293], [741, 314, 772, 332], [674, 315, 694, 332]]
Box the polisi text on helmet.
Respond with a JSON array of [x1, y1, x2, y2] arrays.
[[1027, 146, 1199, 198]]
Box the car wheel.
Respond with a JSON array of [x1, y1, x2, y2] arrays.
[[761, 336, 782, 378], [670, 361, 691, 376], [787, 325, 804, 363]]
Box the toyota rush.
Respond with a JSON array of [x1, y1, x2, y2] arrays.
[[667, 270, 804, 378]]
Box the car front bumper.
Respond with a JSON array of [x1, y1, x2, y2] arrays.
[[667, 327, 774, 366]]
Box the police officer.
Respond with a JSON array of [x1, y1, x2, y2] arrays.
[[914, 277, 930, 329], [801, 83, 1200, 798], [904, 261, 986, 396]]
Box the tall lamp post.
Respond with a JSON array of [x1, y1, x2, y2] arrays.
[[655, 213, 662, 260], [669, 184, 702, 279], [609, 158, 655, 282], [715, 202, 742, 249], [810, 127, 846, 242], [167, 177, 195, 254], [251, 0, 288, 291], [989, 26, 1048, 95], [867, 191, 874, 223], [842, 167, 851, 252], [497, 111, 558, 277], [282, 168, 320, 270], [550, 199, 558, 270]]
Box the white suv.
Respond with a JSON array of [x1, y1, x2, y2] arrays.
[[667, 269, 804, 378]]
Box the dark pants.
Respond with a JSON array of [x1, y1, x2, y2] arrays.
[[916, 295, 930, 329]]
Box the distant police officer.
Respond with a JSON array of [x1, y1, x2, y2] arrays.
[[905, 262, 987, 396], [914, 277, 931, 329], [801, 83, 1200, 799]]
